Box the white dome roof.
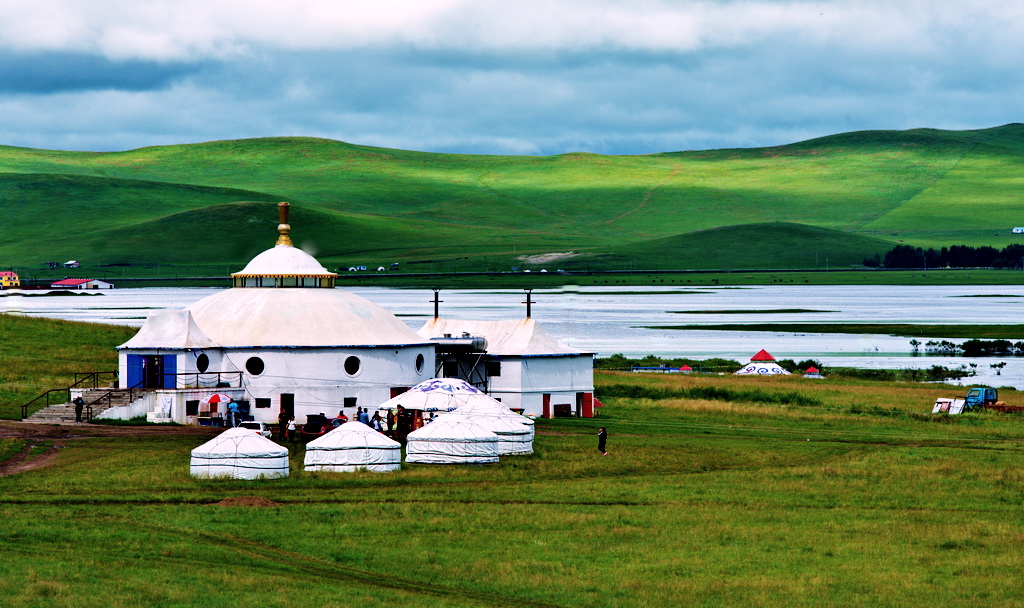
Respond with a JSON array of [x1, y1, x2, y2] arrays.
[[233, 244, 334, 277], [187, 288, 428, 347]]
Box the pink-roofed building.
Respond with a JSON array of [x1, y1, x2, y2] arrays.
[[0, 271, 19, 289], [50, 278, 114, 290]]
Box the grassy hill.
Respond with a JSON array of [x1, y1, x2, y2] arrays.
[[3, 124, 1024, 274]]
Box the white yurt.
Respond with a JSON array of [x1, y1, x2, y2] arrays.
[[734, 349, 792, 376], [304, 421, 401, 473], [453, 400, 536, 441], [434, 413, 533, 455], [405, 420, 500, 464], [189, 427, 290, 479]]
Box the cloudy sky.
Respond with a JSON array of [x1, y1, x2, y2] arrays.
[[0, 0, 1020, 155]]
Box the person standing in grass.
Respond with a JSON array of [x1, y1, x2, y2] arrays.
[[597, 427, 607, 455], [278, 410, 289, 439], [287, 417, 296, 442]]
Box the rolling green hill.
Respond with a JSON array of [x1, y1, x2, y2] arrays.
[[2, 124, 1023, 273]]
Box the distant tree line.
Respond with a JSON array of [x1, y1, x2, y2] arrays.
[[864, 244, 1024, 269]]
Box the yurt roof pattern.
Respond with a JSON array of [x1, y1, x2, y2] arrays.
[[377, 378, 487, 412], [734, 362, 791, 375], [419, 318, 588, 356], [118, 309, 218, 349]]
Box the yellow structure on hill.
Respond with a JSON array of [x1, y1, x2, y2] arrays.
[[0, 271, 19, 289]]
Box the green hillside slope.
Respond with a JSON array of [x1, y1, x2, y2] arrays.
[[2, 124, 1023, 272]]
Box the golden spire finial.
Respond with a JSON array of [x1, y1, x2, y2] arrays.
[[276, 202, 293, 246]]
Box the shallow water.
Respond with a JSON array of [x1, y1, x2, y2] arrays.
[[6, 284, 1024, 389]]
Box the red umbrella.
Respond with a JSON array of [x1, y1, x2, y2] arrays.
[[201, 393, 233, 404]]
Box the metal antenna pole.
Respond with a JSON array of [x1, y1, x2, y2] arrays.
[[523, 289, 534, 318], [432, 289, 443, 319]]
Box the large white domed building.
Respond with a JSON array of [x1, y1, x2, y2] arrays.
[[114, 203, 434, 425]]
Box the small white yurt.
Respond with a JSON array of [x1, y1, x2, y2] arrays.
[[405, 420, 500, 464], [734, 349, 791, 376], [304, 421, 401, 473], [434, 413, 533, 455], [190, 427, 289, 479]]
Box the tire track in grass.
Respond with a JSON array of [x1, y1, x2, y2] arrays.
[[31, 521, 565, 608]]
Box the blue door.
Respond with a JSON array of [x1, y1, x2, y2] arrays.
[[161, 355, 177, 389], [126, 355, 144, 388]]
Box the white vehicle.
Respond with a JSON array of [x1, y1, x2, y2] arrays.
[[238, 421, 272, 438]]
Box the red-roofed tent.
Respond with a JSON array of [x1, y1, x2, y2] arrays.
[[750, 349, 776, 362]]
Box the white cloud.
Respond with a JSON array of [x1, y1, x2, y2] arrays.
[[3, 0, 1022, 60]]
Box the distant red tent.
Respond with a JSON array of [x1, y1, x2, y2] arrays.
[[679, 365, 692, 371], [805, 366, 819, 374], [750, 349, 776, 362]]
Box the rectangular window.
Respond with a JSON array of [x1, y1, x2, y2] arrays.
[[486, 361, 501, 377], [344, 397, 357, 408], [186, 400, 199, 416], [255, 398, 271, 409]]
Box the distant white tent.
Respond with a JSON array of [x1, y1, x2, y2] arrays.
[[304, 421, 401, 473], [433, 413, 533, 455], [190, 427, 289, 479], [405, 420, 500, 464], [734, 349, 791, 376]]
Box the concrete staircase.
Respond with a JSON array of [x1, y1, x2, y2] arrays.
[[23, 389, 142, 424]]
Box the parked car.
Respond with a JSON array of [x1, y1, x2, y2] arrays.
[[238, 421, 272, 438], [298, 414, 346, 441]]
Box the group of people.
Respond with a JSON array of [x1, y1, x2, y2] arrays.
[[275, 406, 409, 441]]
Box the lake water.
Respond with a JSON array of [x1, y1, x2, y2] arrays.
[[6, 284, 1024, 389]]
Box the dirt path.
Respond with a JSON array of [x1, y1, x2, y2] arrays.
[[0, 421, 217, 477]]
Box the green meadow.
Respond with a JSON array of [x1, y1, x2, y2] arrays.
[[4, 124, 1024, 276], [4, 317, 1024, 606], [4, 371, 1024, 607]]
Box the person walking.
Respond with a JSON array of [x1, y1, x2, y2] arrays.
[[286, 417, 296, 442], [73, 396, 85, 423], [358, 407, 370, 425], [597, 427, 607, 455], [227, 399, 239, 427], [370, 411, 384, 432]]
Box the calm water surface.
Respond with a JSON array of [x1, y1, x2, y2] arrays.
[[6, 284, 1024, 389]]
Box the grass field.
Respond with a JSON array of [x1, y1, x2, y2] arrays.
[[3, 371, 1024, 607], [4, 125, 1024, 275], [5, 317, 1024, 605]]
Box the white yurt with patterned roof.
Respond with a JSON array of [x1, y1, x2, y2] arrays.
[[304, 421, 401, 473], [190, 427, 289, 479], [734, 349, 791, 376]]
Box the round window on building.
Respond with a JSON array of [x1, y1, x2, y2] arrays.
[[246, 356, 265, 376], [196, 353, 210, 373], [415, 353, 425, 374], [344, 356, 361, 376]]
